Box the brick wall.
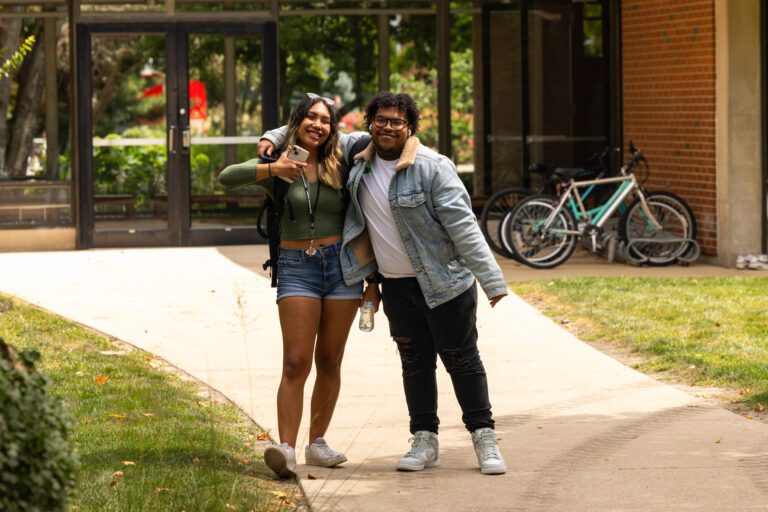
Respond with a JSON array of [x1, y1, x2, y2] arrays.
[[622, 0, 716, 254]]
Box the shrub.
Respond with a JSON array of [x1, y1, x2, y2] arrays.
[[0, 338, 77, 512]]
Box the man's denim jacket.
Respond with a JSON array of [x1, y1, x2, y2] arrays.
[[262, 128, 508, 308]]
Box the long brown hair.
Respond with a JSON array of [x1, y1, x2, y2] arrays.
[[283, 96, 344, 189]]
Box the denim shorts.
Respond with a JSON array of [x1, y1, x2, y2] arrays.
[[276, 241, 363, 302]]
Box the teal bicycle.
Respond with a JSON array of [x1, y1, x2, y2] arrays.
[[499, 143, 698, 269]]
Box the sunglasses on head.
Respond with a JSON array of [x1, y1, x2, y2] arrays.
[[306, 92, 335, 107]]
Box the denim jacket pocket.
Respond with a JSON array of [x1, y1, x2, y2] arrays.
[[397, 191, 426, 208]]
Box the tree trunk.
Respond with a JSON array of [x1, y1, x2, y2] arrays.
[[92, 63, 126, 129], [0, 7, 23, 179], [6, 25, 45, 178]]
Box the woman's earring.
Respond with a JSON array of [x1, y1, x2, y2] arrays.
[[368, 124, 373, 131], [408, 129, 412, 137]]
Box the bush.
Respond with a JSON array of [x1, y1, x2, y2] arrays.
[[0, 338, 77, 512]]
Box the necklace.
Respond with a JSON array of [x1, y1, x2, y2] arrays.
[[300, 174, 322, 256]]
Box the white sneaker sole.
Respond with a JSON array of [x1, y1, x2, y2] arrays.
[[264, 446, 296, 479], [396, 458, 440, 471], [305, 453, 348, 468], [480, 464, 507, 475]]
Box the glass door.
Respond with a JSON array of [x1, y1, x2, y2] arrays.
[[89, 32, 171, 243], [182, 28, 267, 244], [482, 3, 523, 195], [76, 21, 278, 248], [481, 0, 611, 197], [526, 0, 609, 171]]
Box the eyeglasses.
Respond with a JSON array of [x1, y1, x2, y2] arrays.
[[372, 115, 408, 130], [306, 92, 335, 107], [373, 116, 408, 130]]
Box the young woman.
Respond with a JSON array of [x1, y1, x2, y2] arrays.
[[218, 93, 377, 478]]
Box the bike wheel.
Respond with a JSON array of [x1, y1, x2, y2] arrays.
[[619, 191, 697, 266], [500, 194, 578, 269], [480, 187, 531, 258]]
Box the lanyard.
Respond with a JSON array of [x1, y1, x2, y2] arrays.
[[300, 174, 322, 255]]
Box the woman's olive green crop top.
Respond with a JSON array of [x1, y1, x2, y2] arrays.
[[218, 158, 344, 241]]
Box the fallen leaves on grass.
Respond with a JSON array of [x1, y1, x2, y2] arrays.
[[95, 374, 108, 385], [122, 461, 135, 466], [270, 491, 295, 509], [256, 432, 270, 441], [156, 487, 171, 493], [112, 471, 124, 478], [108, 413, 127, 419], [80, 418, 92, 424]]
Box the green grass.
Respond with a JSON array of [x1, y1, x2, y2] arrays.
[[511, 277, 768, 406], [0, 294, 302, 511]]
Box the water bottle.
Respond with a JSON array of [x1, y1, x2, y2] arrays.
[[359, 300, 375, 332]]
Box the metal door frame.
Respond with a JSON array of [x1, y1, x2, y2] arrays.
[[481, 0, 617, 196], [74, 20, 278, 248]]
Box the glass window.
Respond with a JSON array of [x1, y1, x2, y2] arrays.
[[0, 13, 71, 229]]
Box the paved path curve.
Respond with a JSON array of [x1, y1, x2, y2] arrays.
[[1, 246, 767, 511]]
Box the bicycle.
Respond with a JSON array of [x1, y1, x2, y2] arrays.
[[479, 147, 614, 258], [499, 142, 698, 269]]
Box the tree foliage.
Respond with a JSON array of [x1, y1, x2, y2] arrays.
[[0, 35, 35, 79], [0, 337, 77, 511], [2, 8, 479, 188]]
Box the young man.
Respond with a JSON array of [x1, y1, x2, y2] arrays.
[[259, 92, 508, 475]]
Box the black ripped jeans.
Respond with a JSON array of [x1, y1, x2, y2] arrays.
[[381, 277, 494, 434]]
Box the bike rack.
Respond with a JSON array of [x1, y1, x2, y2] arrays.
[[620, 237, 701, 266]]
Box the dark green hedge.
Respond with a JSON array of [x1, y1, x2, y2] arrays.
[[0, 338, 77, 511]]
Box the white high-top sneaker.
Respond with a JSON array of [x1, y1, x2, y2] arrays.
[[471, 428, 506, 475], [396, 431, 439, 471]]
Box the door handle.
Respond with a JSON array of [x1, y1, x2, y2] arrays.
[[168, 125, 176, 153], [182, 127, 191, 149]]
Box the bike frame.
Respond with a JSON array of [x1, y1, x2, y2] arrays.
[[542, 169, 661, 236]]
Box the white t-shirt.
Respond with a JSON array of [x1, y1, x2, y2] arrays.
[[359, 156, 416, 278]]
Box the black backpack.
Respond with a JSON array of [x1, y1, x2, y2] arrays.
[[257, 135, 372, 287]]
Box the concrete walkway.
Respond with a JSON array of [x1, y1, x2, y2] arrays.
[[1, 246, 767, 511]]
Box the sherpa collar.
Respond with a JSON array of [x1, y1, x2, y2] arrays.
[[353, 136, 421, 172]]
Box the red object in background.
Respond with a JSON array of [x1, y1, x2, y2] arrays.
[[188, 81, 207, 121], [141, 80, 207, 121], [340, 111, 359, 131]]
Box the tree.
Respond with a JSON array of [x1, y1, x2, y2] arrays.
[[0, 8, 25, 179], [5, 23, 44, 179]]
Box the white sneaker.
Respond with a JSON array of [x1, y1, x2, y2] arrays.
[[749, 255, 768, 270], [305, 437, 347, 467], [264, 443, 297, 478], [471, 428, 507, 475], [396, 431, 439, 471]]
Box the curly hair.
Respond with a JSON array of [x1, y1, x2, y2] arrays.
[[283, 96, 344, 189], [364, 92, 420, 135]]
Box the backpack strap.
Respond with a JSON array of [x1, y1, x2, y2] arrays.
[[259, 150, 287, 288]]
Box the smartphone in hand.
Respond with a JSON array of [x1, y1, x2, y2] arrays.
[[277, 145, 309, 183], [288, 145, 309, 163]]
